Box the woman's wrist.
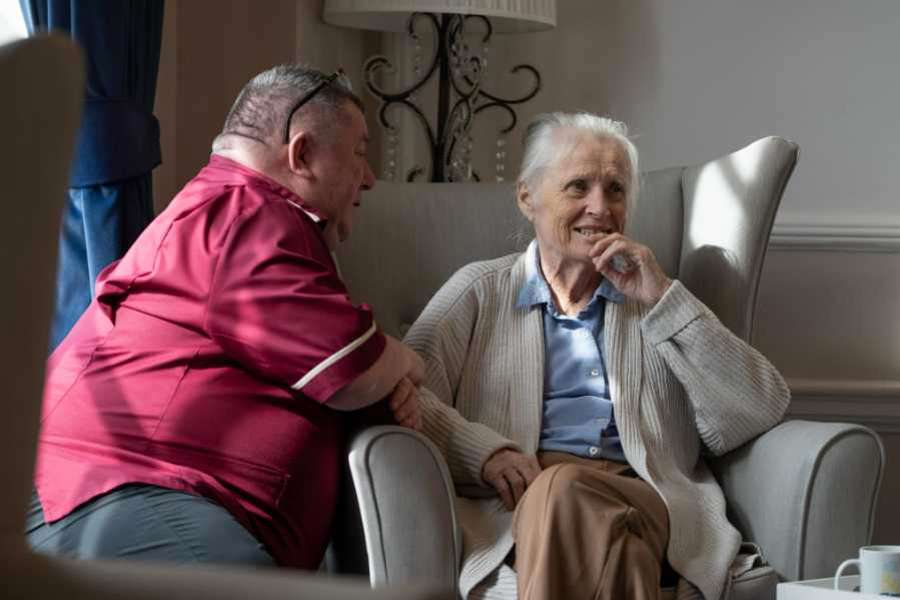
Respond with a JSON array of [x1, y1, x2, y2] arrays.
[[647, 276, 673, 307]]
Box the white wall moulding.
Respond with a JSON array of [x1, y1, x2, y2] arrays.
[[786, 378, 900, 434], [788, 378, 900, 397], [770, 223, 900, 252]]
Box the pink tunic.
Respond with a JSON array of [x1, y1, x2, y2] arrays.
[[34, 155, 385, 569]]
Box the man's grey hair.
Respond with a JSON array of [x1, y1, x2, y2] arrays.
[[212, 64, 363, 151], [517, 112, 640, 215]]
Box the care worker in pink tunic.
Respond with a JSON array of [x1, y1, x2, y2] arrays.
[[27, 65, 423, 570]]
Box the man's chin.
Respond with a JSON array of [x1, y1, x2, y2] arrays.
[[321, 225, 341, 250]]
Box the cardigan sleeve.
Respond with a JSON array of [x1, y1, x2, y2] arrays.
[[405, 264, 520, 488], [640, 280, 791, 455]]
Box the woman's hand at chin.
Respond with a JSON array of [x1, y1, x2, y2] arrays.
[[588, 233, 672, 307]]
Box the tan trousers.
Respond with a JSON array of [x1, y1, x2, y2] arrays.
[[512, 452, 669, 600]]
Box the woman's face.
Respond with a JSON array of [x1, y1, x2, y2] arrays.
[[518, 134, 631, 267]]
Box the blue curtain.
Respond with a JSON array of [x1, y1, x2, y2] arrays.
[[19, 0, 164, 350]]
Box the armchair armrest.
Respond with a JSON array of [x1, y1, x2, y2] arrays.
[[710, 419, 884, 581], [344, 426, 461, 593]]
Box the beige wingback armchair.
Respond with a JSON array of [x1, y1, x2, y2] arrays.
[[331, 137, 885, 599], [2, 34, 449, 600]]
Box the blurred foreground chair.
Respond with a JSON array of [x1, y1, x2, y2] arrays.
[[0, 34, 449, 600], [333, 137, 885, 599]]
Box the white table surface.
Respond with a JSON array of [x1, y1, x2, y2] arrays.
[[777, 575, 893, 599]]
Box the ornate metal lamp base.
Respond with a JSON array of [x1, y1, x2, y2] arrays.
[[364, 12, 541, 182]]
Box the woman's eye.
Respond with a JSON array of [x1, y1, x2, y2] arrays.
[[567, 179, 588, 193], [608, 181, 625, 195]]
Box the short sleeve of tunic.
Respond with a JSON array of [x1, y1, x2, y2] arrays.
[[205, 192, 385, 403]]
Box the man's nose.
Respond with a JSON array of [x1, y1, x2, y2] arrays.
[[361, 161, 375, 191]]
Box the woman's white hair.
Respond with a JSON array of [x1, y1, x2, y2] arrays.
[[517, 112, 640, 216]]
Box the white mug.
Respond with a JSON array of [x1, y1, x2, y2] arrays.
[[834, 545, 900, 595]]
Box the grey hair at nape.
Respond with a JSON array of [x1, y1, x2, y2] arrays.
[[212, 64, 362, 150], [517, 112, 641, 215]]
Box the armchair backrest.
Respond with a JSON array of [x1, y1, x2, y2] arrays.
[[677, 137, 798, 342], [0, 34, 83, 539], [338, 137, 798, 344], [339, 182, 524, 337]]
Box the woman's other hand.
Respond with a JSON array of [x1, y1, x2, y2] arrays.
[[482, 448, 542, 511], [388, 376, 421, 430], [589, 233, 672, 307]]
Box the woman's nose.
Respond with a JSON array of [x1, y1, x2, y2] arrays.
[[584, 187, 608, 215]]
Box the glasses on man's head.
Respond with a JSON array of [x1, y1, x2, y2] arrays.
[[282, 68, 347, 144]]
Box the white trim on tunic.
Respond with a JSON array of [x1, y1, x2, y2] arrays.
[[292, 322, 377, 390]]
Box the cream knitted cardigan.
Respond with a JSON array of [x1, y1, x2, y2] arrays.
[[405, 242, 791, 600]]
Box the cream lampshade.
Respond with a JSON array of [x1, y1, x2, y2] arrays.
[[323, 0, 556, 33]]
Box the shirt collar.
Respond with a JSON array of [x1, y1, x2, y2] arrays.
[[516, 240, 552, 309], [515, 240, 626, 310], [206, 154, 327, 224]]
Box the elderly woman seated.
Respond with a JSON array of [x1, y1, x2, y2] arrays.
[[406, 112, 791, 600]]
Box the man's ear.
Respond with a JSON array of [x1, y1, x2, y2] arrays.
[[516, 181, 535, 222], [287, 132, 313, 178]]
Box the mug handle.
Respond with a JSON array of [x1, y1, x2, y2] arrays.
[[834, 558, 861, 590]]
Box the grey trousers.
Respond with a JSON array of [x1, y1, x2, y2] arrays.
[[26, 484, 275, 567]]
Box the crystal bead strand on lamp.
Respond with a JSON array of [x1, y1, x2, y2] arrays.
[[383, 125, 398, 181], [450, 32, 466, 181], [408, 31, 423, 109], [450, 24, 483, 182], [495, 135, 507, 182], [479, 37, 507, 183]]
